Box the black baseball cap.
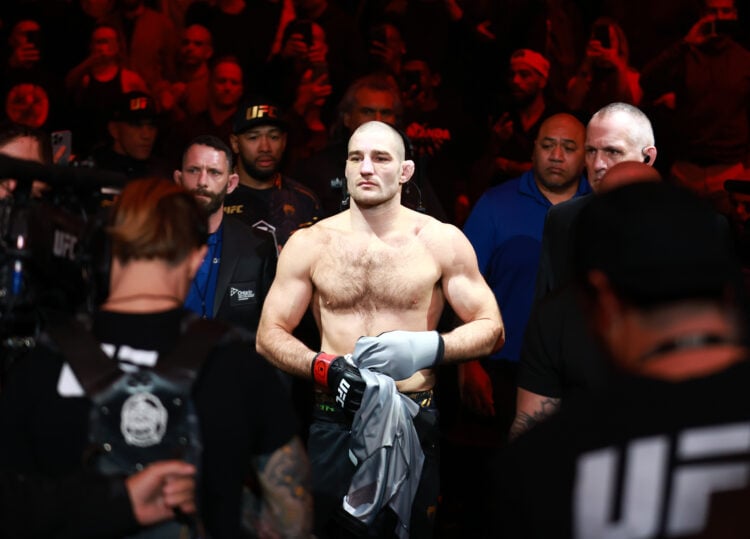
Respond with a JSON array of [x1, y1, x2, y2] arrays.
[[111, 91, 158, 123], [573, 182, 741, 306], [232, 97, 288, 134]]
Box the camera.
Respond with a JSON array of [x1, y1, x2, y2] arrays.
[[0, 155, 124, 368]]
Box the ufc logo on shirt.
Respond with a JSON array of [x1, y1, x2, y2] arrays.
[[574, 421, 750, 538]]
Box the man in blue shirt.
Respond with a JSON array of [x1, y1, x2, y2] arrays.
[[461, 112, 589, 432]]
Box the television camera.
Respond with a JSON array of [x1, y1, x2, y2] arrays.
[[0, 155, 126, 384]]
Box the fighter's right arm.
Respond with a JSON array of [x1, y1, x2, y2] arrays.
[[256, 228, 319, 378]]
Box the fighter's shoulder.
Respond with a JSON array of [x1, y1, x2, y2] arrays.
[[413, 213, 467, 251], [285, 212, 344, 247]]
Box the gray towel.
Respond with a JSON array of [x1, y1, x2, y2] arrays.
[[343, 357, 424, 539]]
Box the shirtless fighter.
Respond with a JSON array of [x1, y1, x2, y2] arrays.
[[256, 120, 504, 537]]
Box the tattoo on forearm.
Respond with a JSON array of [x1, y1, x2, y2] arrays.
[[254, 436, 313, 537], [509, 397, 561, 441]]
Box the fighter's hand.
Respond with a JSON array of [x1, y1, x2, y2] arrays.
[[353, 330, 444, 380], [126, 460, 196, 526], [458, 360, 495, 416], [312, 353, 366, 415]]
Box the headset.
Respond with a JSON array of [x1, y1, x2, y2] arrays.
[[393, 126, 426, 214]]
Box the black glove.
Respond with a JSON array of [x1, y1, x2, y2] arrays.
[[312, 353, 366, 415]]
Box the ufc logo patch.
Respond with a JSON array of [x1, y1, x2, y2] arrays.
[[336, 379, 350, 408]]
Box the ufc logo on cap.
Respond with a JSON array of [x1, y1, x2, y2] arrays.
[[246, 105, 278, 120]]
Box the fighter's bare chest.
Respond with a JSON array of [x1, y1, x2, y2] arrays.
[[312, 236, 440, 312]]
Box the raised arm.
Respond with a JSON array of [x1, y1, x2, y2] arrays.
[[439, 223, 504, 361], [256, 228, 318, 378], [253, 436, 313, 538]]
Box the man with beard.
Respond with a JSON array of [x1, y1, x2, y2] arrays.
[[226, 97, 322, 249], [174, 134, 276, 332], [485, 49, 565, 186]]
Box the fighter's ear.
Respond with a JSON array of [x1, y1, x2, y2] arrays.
[[400, 159, 415, 184]]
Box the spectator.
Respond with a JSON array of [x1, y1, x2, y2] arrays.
[[101, 0, 178, 98], [400, 54, 487, 225], [291, 0, 368, 123], [168, 23, 214, 120], [200, 0, 288, 96], [0, 121, 52, 199], [566, 17, 642, 121], [2, 15, 66, 132], [366, 20, 406, 78], [90, 90, 170, 180], [264, 18, 334, 163], [477, 48, 565, 190], [65, 22, 148, 157], [163, 55, 244, 167], [640, 0, 750, 217]]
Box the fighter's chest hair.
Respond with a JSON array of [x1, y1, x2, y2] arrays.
[[314, 229, 439, 312]]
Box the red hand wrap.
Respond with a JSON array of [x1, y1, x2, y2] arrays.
[[312, 352, 337, 387]]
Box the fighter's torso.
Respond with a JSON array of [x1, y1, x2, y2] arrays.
[[310, 217, 445, 390]]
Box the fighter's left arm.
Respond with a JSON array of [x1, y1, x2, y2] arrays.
[[437, 223, 504, 362]]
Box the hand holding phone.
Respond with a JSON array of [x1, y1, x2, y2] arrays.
[[51, 130, 73, 166]]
